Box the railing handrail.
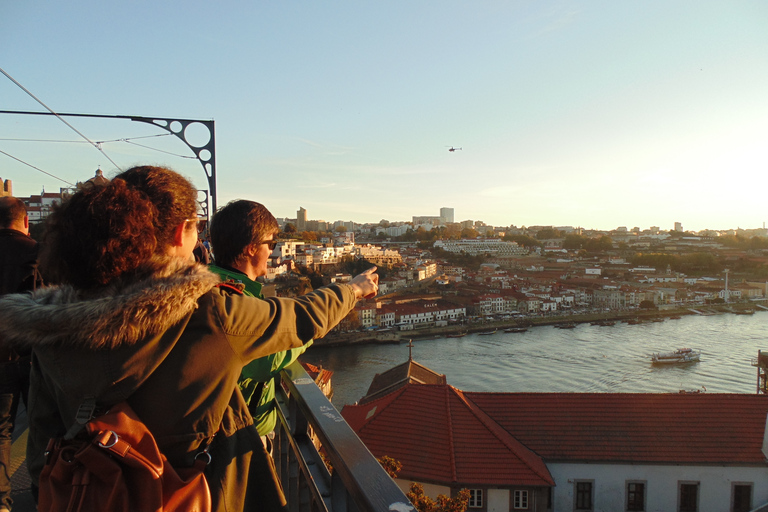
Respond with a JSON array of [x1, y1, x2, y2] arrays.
[[276, 361, 414, 512]]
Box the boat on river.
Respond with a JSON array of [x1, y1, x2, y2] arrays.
[[651, 347, 701, 365], [478, 329, 497, 335], [447, 332, 467, 338], [504, 327, 528, 333]]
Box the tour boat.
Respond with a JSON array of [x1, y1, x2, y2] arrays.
[[447, 332, 467, 338], [504, 327, 528, 333], [651, 347, 701, 365], [478, 329, 497, 335]]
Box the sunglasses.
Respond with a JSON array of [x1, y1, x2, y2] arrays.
[[185, 217, 208, 234], [259, 240, 278, 251]]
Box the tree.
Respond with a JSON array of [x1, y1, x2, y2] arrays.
[[503, 234, 542, 248], [407, 483, 470, 512], [377, 456, 402, 479], [639, 300, 656, 310], [283, 222, 297, 235], [377, 456, 469, 512], [535, 227, 561, 240], [563, 234, 588, 250]]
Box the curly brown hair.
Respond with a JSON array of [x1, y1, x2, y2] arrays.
[[41, 166, 197, 289]]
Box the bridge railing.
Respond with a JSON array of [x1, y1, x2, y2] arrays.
[[274, 361, 413, 512]]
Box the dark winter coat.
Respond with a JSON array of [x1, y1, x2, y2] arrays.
[[0, 227, 41, 361]]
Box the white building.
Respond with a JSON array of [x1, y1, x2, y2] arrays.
[[434, 238, 528, 257]]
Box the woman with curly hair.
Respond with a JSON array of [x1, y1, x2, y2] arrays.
[[0, 166, 378, 511]]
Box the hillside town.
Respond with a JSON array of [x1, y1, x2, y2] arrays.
[[259, 207, 768, 339], [5, 175, 767, 338]]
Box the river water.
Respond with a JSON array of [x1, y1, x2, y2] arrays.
[[301, 311, 768, 407]]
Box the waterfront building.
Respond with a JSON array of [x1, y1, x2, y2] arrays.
[[381, 299, 466, 328], [343, 368, 768, 512], [355, 301, 377, 329]]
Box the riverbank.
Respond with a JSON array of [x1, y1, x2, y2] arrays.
[[314, 300, 766, 347]]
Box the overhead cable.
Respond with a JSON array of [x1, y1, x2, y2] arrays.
[[0, 66, 123, 171], [0, 149, 76, 186], [123, 140, 196, 159]]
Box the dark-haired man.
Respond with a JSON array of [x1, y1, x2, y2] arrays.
[[0, 196, 42, 512], [208, 199, 310, 449]]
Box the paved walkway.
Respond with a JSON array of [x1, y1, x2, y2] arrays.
[[8, 407, 35, 512]]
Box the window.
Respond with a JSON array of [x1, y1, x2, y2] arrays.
[[679, 483, 699, 512], [468, 489, 484, 508], [514, 490, 529, 509], [732, 484, 752, 512], [575, 481, 593, 511], [627, 482, 645, 511]]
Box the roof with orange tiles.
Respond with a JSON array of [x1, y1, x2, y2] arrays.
[[343, 384, 554, 487], [301, 362, 333, 386], [343, 384, 768, 488], [360, 359, 446, 405], [464, 391, 768, 465]]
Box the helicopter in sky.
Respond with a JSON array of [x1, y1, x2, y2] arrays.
[[447, 146, 462, 152]]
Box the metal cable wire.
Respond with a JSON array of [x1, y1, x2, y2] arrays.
[[0, 149, 76, 186], [0, 66, 123, 171]]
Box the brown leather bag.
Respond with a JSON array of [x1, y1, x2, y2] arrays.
[[38, 401, 212, 512]]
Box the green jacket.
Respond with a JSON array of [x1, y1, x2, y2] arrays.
[[209, 264, 311, 436]]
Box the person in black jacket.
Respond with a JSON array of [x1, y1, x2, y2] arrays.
[[0, 196, 42, 512]]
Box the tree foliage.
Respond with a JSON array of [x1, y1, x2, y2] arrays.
[[377, 456, 469, 512], [430, 246, 487, 271], [535, 227, 561, 240], [503, 234, 542, 248], [376, 456, 402, 479], [406, 484, 470, 512]]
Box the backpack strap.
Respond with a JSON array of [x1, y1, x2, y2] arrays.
[[64, 396, 97, 440]]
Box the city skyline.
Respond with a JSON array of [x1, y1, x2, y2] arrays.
[[2, 2, 767, 232]]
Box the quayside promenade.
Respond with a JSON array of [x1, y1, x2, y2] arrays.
[[315, 300, 766, 346]]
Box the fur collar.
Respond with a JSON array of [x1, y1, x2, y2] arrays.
[[0, 258, 221, 350]]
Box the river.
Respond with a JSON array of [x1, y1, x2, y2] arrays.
[[301, 310, 768, 407]]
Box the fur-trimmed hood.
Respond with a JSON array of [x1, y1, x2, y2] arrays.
[[0, 258, 221, 350]]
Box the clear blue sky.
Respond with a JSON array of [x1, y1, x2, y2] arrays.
[[2, 1, 767, 231]]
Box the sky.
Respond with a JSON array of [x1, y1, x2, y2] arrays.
[[1, 1, 767, 232]]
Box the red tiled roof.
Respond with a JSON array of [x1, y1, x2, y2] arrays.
[[466, 392, 768, 465], [301, 362, 333, 386], [342, 385, 554, 487], [360, 359, 446, 404], [343, 384, 768, 489]]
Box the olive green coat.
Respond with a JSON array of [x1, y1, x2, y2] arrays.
[[0, 259, 357, 512]]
